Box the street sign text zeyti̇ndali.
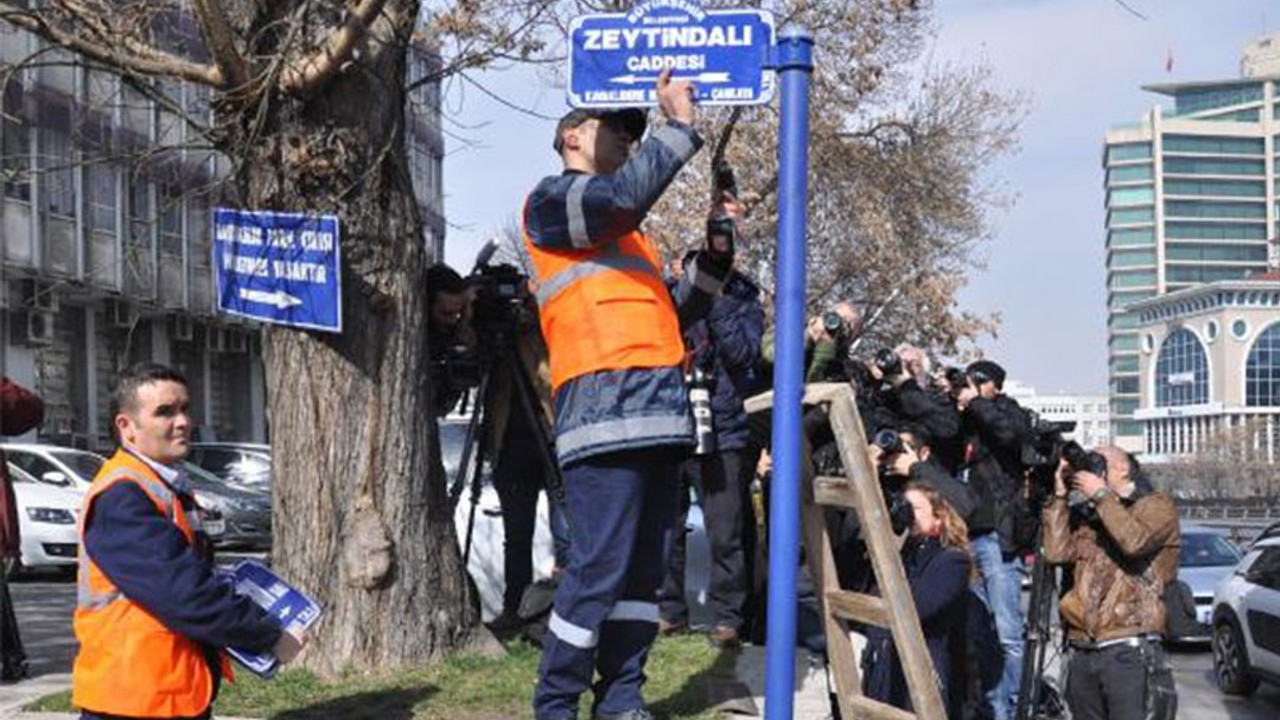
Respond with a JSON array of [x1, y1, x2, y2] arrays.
[[568, 0, 775, 108], [213, 209, 342, 333]]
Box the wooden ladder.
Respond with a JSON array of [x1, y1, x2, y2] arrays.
[[747, 383, 946, 720]]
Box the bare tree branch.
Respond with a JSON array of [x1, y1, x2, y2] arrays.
[[279, 0, 391, 95], [188, 0, 249, 91], [0, 4, 223, 86]]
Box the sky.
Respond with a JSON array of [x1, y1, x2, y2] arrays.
[[440, 0, 1277, 395]]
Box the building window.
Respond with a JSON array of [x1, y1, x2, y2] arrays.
[[1162, 157, 1265, 176], [38, 103, 76, 217], [1165, 243, 1267, 262], [1109, 207, 1155, 225], [1232, 319, 1250, 340], [1165, 222, 1267, 240], [1205, 319, 1219, 342], [1164, 179, 1266, 197], [1246, 322, 1280, 407], [1109, 270, 1157, 289], [1154, 329, 1209, 407], [1108, 187, 1156, 206], [1109, 227, 1155, 247], [1164, 200, 1266, 219], [1163, 134, 1264, 155], [1165, 266, 1257, 283], [84, 163, 117, 232], [1172, 85, 1264, 116], [1110, 248, 1157, 268], [2, 80, 29, 201], [1107, 164, 1154, 184], [1107, 143, 1152, 162]]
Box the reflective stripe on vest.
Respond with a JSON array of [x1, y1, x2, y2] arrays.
[[73, 450, 217, 718], [534, 250, 658, 307], [521, 217, 683, 390], [556, 414, 691, 461], [75, 467, 181, 612]]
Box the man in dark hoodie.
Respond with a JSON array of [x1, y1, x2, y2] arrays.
[[658, 255, 765, 649]]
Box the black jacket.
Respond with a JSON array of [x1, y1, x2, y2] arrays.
[[884, 382, 963, 474], [862, 535, 970, 718], [962, 394, 1032, 553], [684, 270, 766, 451]]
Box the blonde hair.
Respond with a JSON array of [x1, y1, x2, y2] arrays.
[[905, 481, 977, 580]]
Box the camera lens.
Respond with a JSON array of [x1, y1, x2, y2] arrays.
[[873, 429, 902, 454], [822, 310, 843, 335], [874, 348, 902, 376]]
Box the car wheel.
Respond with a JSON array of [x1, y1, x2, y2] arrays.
[[1213, 616, 1260, 696]]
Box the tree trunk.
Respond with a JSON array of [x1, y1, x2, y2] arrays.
[[228, 2, 479, 673]]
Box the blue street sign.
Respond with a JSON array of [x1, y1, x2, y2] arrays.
[[212, 208, 342, 333], [568, 0, 775, 108]]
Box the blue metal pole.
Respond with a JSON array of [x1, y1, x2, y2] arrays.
[[765, 24, 813, 720]]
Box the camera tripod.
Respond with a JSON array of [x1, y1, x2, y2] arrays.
[[1014, 543, 1068, 720], [446, 331, 567, 568]]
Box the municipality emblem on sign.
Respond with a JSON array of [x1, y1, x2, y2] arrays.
[[568, 0, 776, 108]]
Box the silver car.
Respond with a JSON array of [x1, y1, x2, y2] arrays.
[[1166, 524, 1243, 642]]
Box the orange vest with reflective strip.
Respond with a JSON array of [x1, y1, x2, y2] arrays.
[[72, 449, 230, 718], [522, 224, 684, 391]]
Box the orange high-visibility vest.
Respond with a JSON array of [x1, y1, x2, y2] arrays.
[[522, 224, 684, 391], [72, 449, 230, 718]]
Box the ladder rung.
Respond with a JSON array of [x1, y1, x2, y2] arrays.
[[848, 694, 922, 720], [814, 475, 857, 507], [826, 589, 889, 627]]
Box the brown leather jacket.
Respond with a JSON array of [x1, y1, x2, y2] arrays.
[[1042, 490, 1180, 642]]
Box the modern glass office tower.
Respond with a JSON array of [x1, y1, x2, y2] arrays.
[[1103, 33, 1280, 452]]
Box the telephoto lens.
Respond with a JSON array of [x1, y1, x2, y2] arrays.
[[689, 366, 716, 456]]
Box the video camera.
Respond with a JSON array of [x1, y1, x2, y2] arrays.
[[436, 242, 533, 389]]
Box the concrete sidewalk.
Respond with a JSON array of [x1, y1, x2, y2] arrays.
[[0, 674, 71, 720]]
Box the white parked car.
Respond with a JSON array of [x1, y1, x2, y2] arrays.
[[1, 443, 102, 492], [1211, 535, 1280, 696], [5, 462, 81, 577]]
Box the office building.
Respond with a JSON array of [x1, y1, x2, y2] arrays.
[[1103, 33, 1280, 452]]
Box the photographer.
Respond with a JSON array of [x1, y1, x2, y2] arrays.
[[955, 360, 1031, 720], [427, 263, 476, 416], [658, 249, 765, 649], [524, 71, 735, 720], [867, 345, 962, 475], [1043, 447, 1179, 720], [762, 301, 861, 384]]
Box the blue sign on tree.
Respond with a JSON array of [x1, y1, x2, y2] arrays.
[[212, 209, 342, 333], [568, 0, 775, 108]]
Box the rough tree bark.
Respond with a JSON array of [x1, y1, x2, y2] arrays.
[[227, 2, 481, 672]]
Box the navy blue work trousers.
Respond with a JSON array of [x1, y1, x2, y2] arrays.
[[533, 447, 682, 720]]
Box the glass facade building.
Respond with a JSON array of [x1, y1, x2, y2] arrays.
[[1103, 41, 1280, 452]]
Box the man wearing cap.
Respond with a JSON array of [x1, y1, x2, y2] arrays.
[[956, 360, 1033, 720], [521, 70, 736, 720]]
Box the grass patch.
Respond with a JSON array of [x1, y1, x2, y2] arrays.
[[27, 635, 745, 719]]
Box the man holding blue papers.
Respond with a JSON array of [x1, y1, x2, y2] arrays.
[[72, 363, 306, 720]]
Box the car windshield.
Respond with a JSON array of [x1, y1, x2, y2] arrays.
[[49, 450, 105, 482], [1179, 532, 1241, 568]]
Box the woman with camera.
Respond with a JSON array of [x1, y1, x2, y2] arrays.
[[861, 478, 974, 719]]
